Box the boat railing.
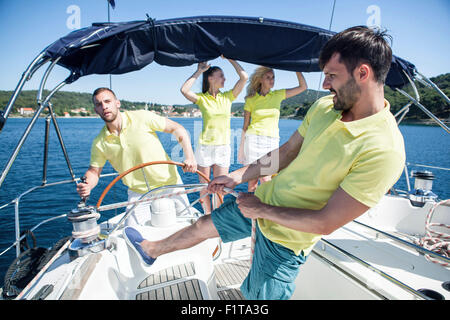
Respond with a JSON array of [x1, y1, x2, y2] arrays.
[[396, 162, 450, 195], [392, 70, 449, 196], [0, 173, 118, 259]]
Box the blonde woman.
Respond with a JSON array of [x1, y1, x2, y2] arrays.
[[181, 57, 248, 213], [238, 67, 307, 192]]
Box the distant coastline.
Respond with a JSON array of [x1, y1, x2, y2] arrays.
[[2, 72, 449, 122], [7, 114, 449, 126]]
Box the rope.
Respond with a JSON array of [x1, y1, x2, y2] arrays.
[[251, 219, 256, 264], [415, 199, 450, 267], [15, 238, 71, 300]]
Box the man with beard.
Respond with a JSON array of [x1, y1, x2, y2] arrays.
[[123, 26, 406, 299], [77, 87, 197, 226]]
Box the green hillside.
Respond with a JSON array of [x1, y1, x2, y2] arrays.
[[1, 73, 449, 121], [0, 90, 164, 116]]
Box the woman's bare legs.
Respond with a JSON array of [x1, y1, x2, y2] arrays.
[[197, 165, 212, 214], [212, 164, 229, 209]]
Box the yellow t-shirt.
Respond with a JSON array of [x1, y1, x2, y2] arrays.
[[255, 95, 406, 255], [196, 90, 235, 145], [244, 89, 286, 138], [90, 110, 181, 194]]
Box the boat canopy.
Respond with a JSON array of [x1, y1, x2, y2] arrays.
[[42, 15, 415, 89]]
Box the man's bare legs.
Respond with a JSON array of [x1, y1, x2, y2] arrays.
[[139, 214, 219, 259], [197, 164, 230, 214]]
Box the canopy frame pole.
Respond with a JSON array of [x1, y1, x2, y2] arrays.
[[394, 70, 449, 133], [395, 87, 450, 134], [0, 57, 63, 188], [42, 115, 51, 185], [0, 52, 49, 132], [11, 79, 68, 257], [417, 71, 450, 105], [394, 101, 413, 125], [46, 102, 77, 183]]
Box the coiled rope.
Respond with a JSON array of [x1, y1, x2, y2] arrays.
[[415, 199, 450, 267]]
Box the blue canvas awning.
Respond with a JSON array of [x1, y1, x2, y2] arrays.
[[42, 15, 416, 89]]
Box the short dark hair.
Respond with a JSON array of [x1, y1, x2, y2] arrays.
[[319, 26, 392, 84], [92, 87, 117, 102], [202, 66, 222, 93]]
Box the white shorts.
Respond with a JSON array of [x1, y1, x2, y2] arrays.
[[243, 133, 279, 166], [124, 187, 192, 227], [195, 143, 231, 168]]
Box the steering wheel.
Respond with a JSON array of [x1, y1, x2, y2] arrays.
[[95, 160, 223, 209], [95, 161, 224, 258]]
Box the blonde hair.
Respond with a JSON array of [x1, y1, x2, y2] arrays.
[[245, 66, 274, 99]]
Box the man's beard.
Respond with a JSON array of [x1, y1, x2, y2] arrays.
[[332, 77, 361, 111], [101, 112, 118, 123]]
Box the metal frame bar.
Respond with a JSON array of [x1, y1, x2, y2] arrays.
[[394, 101, 413, 125], [393, 69, 450, 192], [0, 214, 67, 258], [1, 52, 47, 121], [0, 173, 118, 259], [396, 88, 450, 133], [394, 69, 449, 133], [7, 70, 64, 254], [47, 103, 76, 181], [0, 58, 64, 188], [417, 71, 450, 105], [42, 115, 51, 185]]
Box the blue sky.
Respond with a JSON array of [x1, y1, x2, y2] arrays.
[[0, 0, 449, 105]]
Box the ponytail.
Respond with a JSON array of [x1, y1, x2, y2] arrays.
[[202, 66, 222, 93]]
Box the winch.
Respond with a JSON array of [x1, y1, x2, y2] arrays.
[[67, 177, 105, 259], [409, 170, 438, 207]]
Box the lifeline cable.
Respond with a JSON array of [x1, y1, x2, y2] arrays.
[[97, 185, 208, 212]]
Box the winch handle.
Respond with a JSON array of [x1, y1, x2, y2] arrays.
[[79, 176, 88, 205]]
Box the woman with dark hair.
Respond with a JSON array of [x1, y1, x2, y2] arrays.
[[181, 57, 248, 213]]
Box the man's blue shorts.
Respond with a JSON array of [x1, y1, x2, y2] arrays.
[[211, 197, 307, 300]]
